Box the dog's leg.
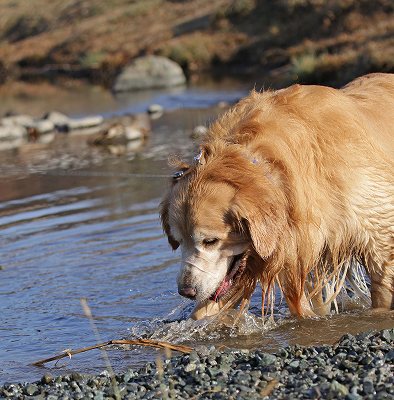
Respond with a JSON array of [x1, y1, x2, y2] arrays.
[[370, 264, 394, 309], [307, 288, 331, 316], [279, 270, 317, 317], [286, 292, 316, 317]]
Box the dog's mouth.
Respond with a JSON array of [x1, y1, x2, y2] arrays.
[[210, 251, 249, 302]]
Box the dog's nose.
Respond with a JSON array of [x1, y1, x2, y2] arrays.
[[178, 286, 197, 299]]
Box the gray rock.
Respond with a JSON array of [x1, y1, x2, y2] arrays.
[[385, 349, 394, 362], [0, 125, 27, 150], [44, 111, 70, 126], [90, 114, 150, 151], [2, 114, 55, 133], [0, 125, 27, 140], [67, 115, 104, 130], [257, 352, 277, 367], [24, 383, 39, 396], [330, 380, 349, 396], [34, 119, 55, 133], [184, 362, 197, 372], [113, 56, 186, 92], [43, 111, 103, 132], [191, 125, 208, 139], [289, 360, 300, 368], [41, 373, 53, 384], [362, 378, 375, 395], [147, 103, 164, 119], [381, 329, 394, 342], [1, 114, 34, 127]]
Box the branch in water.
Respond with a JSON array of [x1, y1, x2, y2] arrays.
[[32, 338, 193, 367]]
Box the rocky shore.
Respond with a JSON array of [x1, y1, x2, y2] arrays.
[[1, 329, 393, 399], [0, 109, 152, 154]]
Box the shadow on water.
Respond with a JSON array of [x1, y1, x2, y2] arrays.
[[0, 83, 393, 384]]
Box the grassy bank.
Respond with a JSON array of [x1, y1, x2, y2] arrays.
[[0, 0, 393, 87]]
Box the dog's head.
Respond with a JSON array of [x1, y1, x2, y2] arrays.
[[160, 144, 286, 305]]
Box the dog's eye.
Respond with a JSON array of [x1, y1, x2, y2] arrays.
[[202, 238, 219, 246]]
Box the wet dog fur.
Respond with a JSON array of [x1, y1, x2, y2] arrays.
[[160, 73, 394, 318]]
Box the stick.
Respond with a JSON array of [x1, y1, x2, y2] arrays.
[[32, 338, 193, 367]]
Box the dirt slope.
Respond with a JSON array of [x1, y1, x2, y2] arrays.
[[0, 0, 393, 87]]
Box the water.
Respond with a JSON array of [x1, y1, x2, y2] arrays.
[[0, 78, 248, 118], [0, 84, 393, 384]]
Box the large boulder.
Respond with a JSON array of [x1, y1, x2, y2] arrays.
[[113, 56, 186, 92]]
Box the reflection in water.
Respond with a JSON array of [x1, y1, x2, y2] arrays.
[[0, 79, 247, 118], [0, 98, 393, 385]]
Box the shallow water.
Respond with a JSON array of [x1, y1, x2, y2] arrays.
[[0, 85, 393, 385]]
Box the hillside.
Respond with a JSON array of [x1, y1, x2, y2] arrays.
[[0, 0, 393, 87]]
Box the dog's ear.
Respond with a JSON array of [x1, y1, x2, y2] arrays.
[[159, 193, 180, 250], [160, 158, 192, 250], [231, 189, 285, 259]]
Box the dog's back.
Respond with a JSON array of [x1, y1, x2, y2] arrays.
[[342, 73, 394, 158], [206, 73, 394, 312]]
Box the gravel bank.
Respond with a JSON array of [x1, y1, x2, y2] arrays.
[[1, 329, 393, 399]]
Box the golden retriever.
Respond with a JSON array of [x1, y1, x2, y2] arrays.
[[160, 73, 394, 320]]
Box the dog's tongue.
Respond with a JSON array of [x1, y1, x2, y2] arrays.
[[210, 252, 249, 302], [212, 277, 232, 302]]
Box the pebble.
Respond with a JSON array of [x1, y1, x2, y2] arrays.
[[24, 383, 38, 395], [0, 329, 393, 399]]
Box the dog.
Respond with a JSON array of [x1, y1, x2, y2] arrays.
[[160, 73, 394, 320]]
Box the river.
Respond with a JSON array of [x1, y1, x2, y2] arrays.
[[0, 80, 392, 384]]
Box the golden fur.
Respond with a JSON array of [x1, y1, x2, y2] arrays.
[[160, 73, 394, 317]]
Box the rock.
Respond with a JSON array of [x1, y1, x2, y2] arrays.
[[2, 114, 55, 133], [1, 114, 34, 127], [34, 119, 55, 133], [90, 114, 150, 147], [362, 378, 375, 395], [96, 124, 137, 145], [43, 111, 103, 132], [43, 111, 70, 126], [113, 56, 186, 92], [184, 363, 196, 372], [330, 380, 349, 396], [0, 125, 27, 149], [41, 373, 54, 384], [89, 114, 150, 155], [381, 329, 394, 342], [191, 125, 208, 139], [385, 349, 394, 362], [67, 115, 104, 130], [24, 384, 38, 396], [147, 104, 164, 119], [256, 352, 277, 367], [0, 125, 27, 140], [289, 360, 300, 369], [128, 113, 151, 135]]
